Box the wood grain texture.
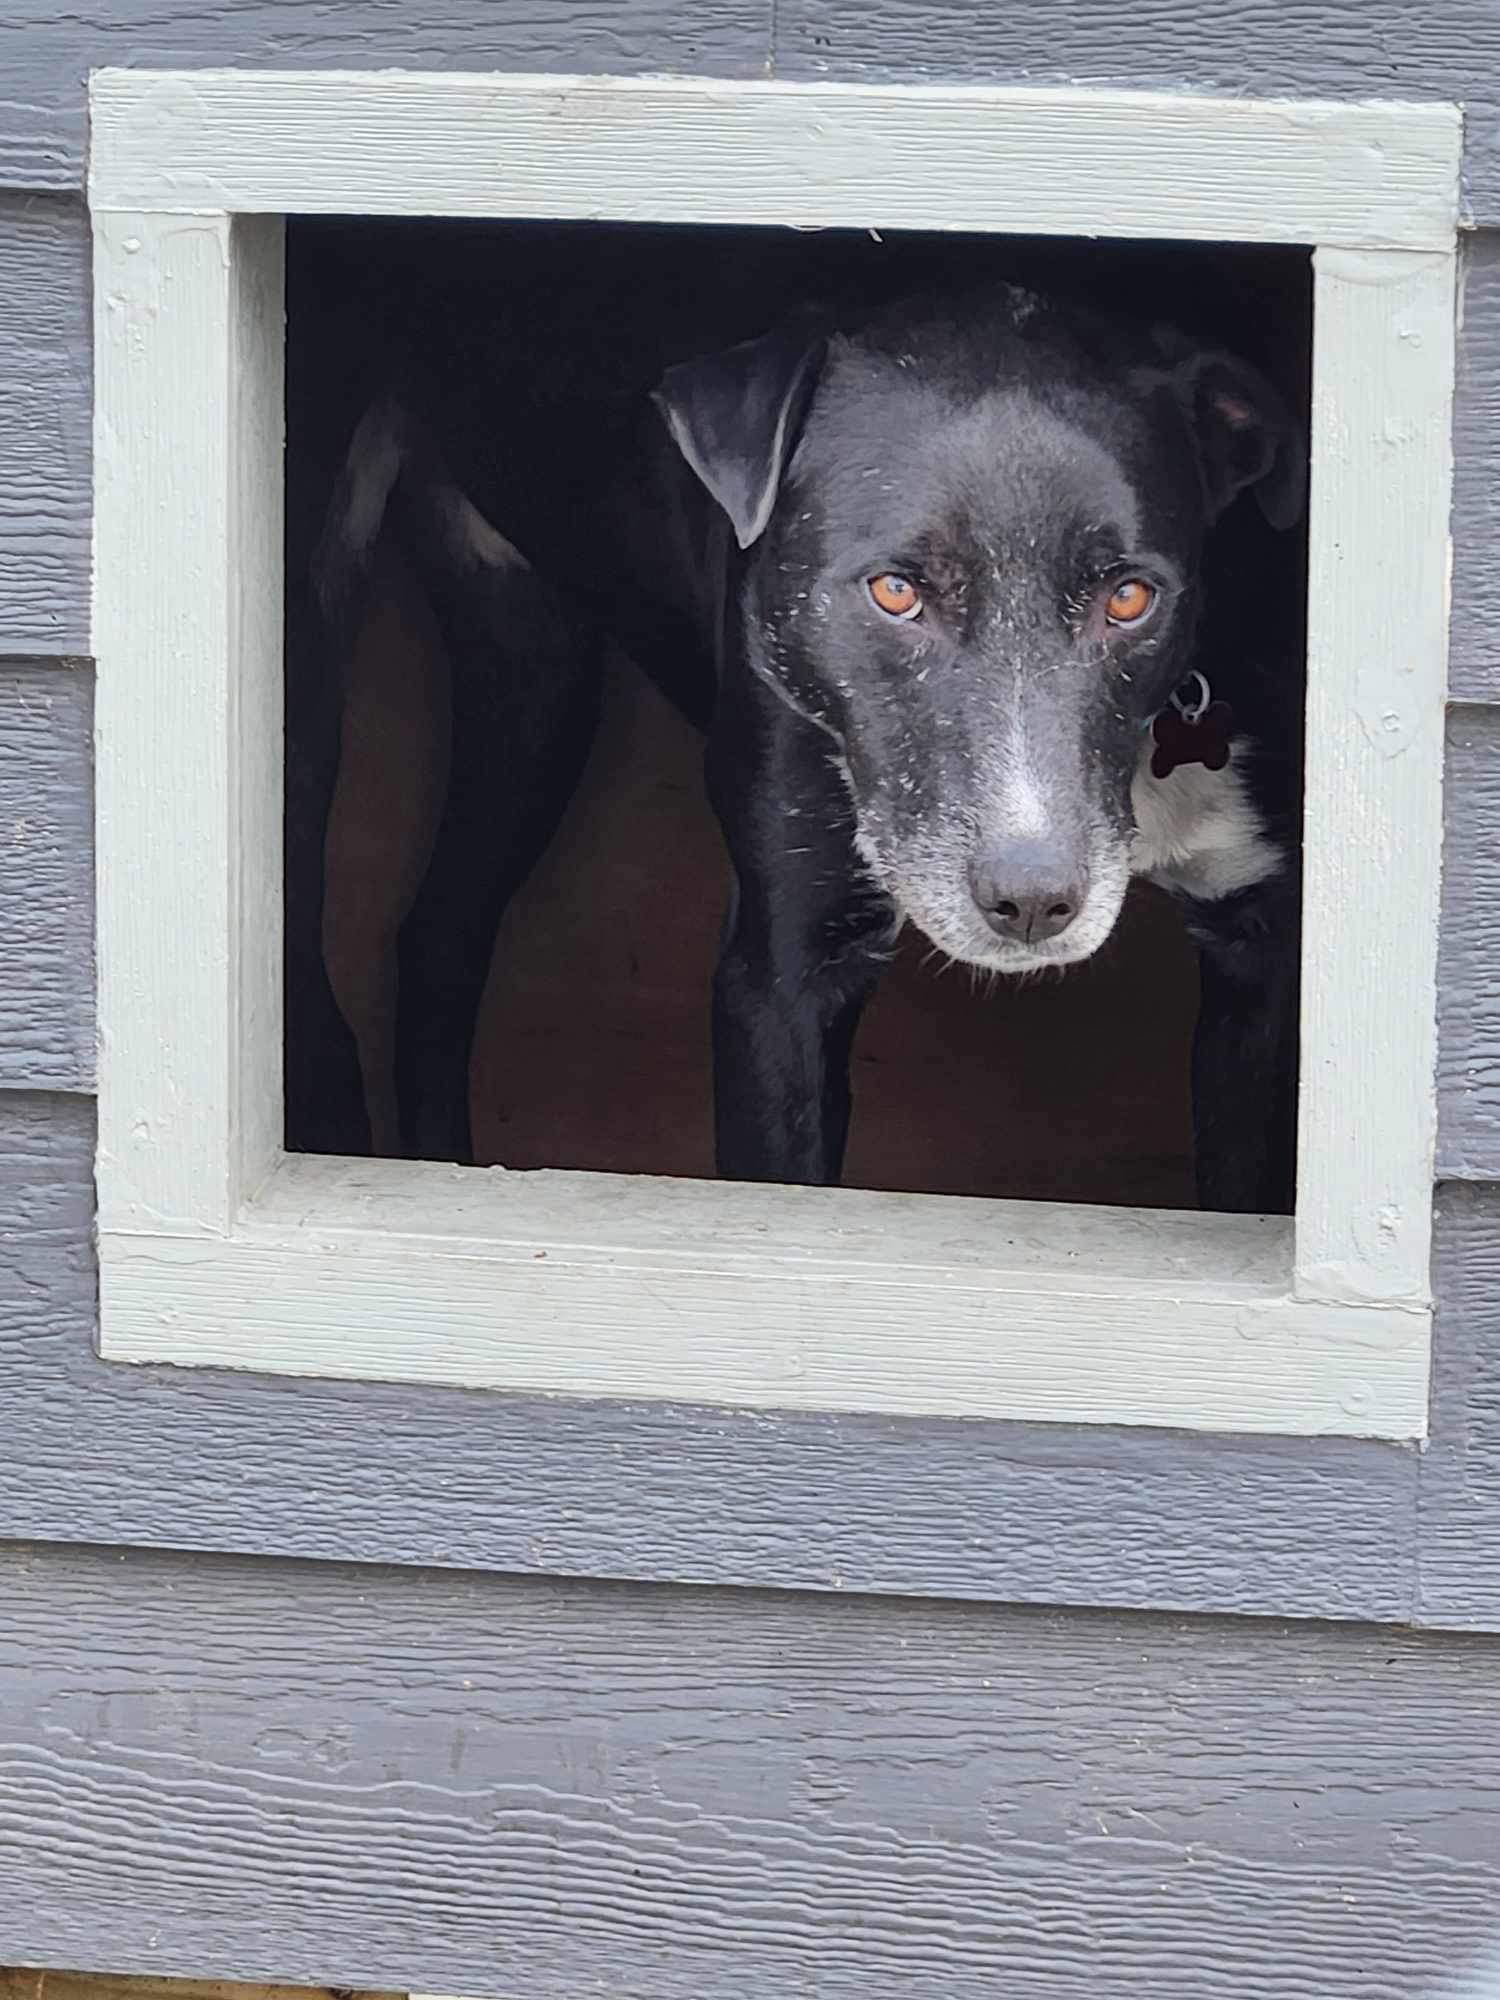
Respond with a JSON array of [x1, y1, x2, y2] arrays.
[[0, 0, 773, 192], [1451, 233, 1500, 701], [0, 1969, 399, 2000], [1418, 1179, 1500, 1628], [101, 1150, 1433, 1439], [88, 71, 1459, 250], [0, 1092, 1426, 1624], [2, 1537, 1500, 1996], [1437, 707, 1500, 1178], [0, 195, 89, 653], [1295, 247, 1449, 1311], [93, 212, 285, 1235], [0, 664, 93, 1091], [775, 0, 1500, 221]]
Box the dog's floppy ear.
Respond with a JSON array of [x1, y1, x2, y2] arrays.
[[1173, 349, 1307, 532], [652, 322, 826, 551]]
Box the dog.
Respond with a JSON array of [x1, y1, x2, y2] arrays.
[[647, 287, 1305, 1208], [300, 277, 1305, 1211]]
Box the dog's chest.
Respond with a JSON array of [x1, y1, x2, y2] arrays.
[[1129, 738, 1284, 902]]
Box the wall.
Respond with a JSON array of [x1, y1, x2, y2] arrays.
[[3, 3, 1500, 1992], [2, 1540, 1500, 1999]]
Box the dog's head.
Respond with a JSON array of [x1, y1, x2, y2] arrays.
[[654, 287, 1303, 971]]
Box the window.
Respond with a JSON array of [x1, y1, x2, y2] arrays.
[[283, 218, 1311, 1211], [91, 70, 1458, 1437]]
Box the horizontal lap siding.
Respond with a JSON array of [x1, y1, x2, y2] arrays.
[[0, 199, 93, 1091], [0, 196, 89, 655], [0, 69, 1495, 1632], [1451, 235, 1500, 698], [1, 1537, 1499, 1997], [0, 26, 1496, 1993], [1419, 1180, 1500, 1627], [0, 664, 93, 1091]]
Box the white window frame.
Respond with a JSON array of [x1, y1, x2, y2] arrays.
[[89, 69, 1460, 1439]]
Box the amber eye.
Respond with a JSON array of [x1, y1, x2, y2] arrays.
[[1105, 577, 1156, 626], [868, 573, 922, 620]]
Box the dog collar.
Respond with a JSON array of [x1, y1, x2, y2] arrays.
[[1149, 671, 1234, 779]]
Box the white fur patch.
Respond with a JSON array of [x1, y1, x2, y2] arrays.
[[339, 401, 528, 575], [445, 490, 529, 573], [342, 410, 403, 557], [996, 720, 1052, 838], [1130, 734, 1283, 901]]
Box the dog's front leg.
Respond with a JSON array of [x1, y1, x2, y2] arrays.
[[1182, 879, 1300, 1215], [394, 553, 603, 1167], [706, 676, 894, 1186]]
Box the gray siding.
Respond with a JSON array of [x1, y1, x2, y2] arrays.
[[2, 11, 1500, 1992], [1451, 234, 1500, 701], [1418, 1180, 1500, 1629], [1, 1537, 1499, 1999], [0, 661, 93, 1091], [0, 195, 90, 654], [0, 175, 1494, 1630]]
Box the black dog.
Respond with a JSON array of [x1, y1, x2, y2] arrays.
[[646, 286, 1305, 1210], [305, 279, 1304, 1212]]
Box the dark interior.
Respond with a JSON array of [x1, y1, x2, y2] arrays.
[[283, 218, 1311, 1209]]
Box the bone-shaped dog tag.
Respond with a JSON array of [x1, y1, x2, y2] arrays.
[[1150, 672, 1234, 780]]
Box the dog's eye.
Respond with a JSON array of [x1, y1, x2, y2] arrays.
[[1105, 578, 1156, 626], [868, 573, 922, 620]]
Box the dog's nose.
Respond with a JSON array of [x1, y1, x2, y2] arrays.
[[969, 845, 1086, 945]]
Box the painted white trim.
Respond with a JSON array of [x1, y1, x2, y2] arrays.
[[100, 1155, 1428, 1435], [1296, 248, 1453, 1310], [87, 70, 1461, 251], [93, 210, 284, 1237], [89, 71, 1457, 1440]]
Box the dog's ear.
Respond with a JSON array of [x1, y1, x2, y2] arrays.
[[652, 323, 826, 551], [1174, 349, 1307, 532]]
